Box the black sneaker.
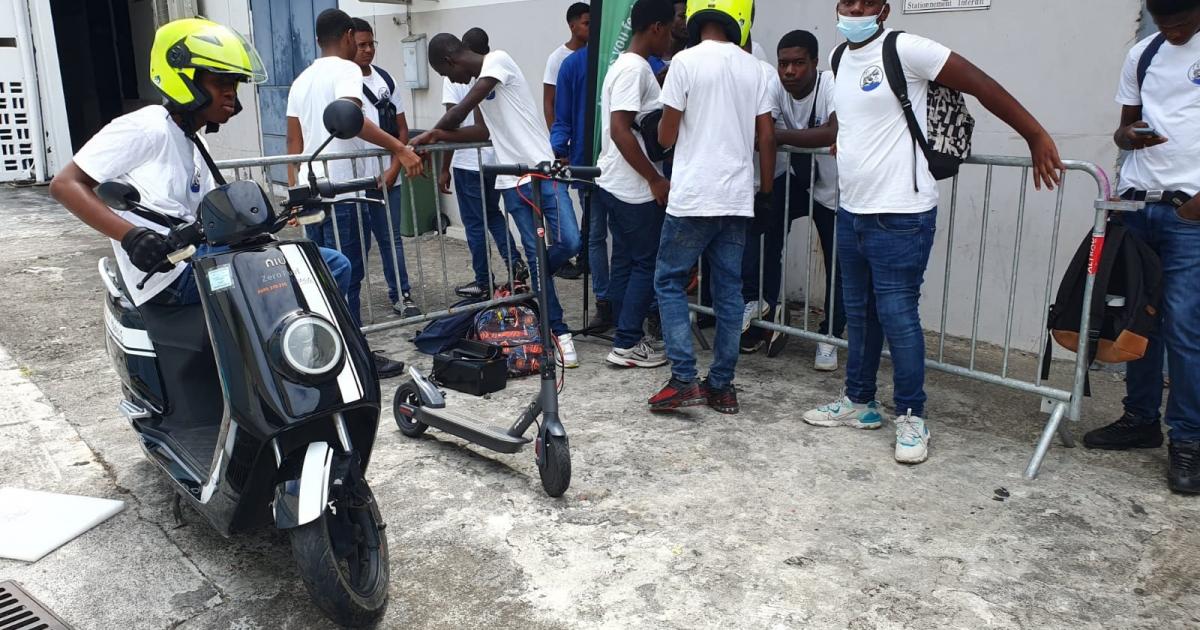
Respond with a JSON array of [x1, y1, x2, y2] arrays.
[[393, 293, 422, 318], [739, 328, 764, 354], [645, 310, 662, 341], [555, 258, 583, 280], [593, 299, 613, 331], [1082, 413, 1164, 450], [648, 377, 707, 412], [703, 379, 739, 414], [1168, 441, 1200, 495], [373, 352, 405, 379], [512, 259, 531, 283], [454, 280, 491, 299], [765, 306, 791, 358]]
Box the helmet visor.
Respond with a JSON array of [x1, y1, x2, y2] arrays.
[[186, 24, 268, 84]]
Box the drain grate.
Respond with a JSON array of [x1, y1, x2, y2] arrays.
[[0, 581, 72, 630]]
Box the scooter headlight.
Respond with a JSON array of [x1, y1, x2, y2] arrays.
[[281, 316, 343, 376]]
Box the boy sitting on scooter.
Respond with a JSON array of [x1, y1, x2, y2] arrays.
[[49, 18, 354, 307]]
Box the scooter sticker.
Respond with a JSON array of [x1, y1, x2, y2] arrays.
[[208, 265, 234, 291]]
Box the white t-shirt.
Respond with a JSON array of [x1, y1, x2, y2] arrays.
[[752, 40, 768, 64], [478, 50, 556, 189], [776, 70, 839, 209], [73, 105, 215, 306], [441, 77, 497, 172], [831, 30, 951, 214], [1115, 33, 1200, 196], [286, 56, 367, 190], [543, 44, 574, 85], [756, 59, 788, 185], [659, 40, 772, 218], [595, 53, 662, 204], [357, 66, 407, 178]]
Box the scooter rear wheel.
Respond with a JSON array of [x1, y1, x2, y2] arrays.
[[289, 481, 389, 628], [393, 380, 429, 437], [538, 434, 571, 498]]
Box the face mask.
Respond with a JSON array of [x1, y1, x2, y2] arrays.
[[837, 14, 881, 44]]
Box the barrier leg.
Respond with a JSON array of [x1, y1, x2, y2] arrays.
[[1025, 401, 1068, 480]]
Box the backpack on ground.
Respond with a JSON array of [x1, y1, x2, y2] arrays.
[[412, 298, 482, 355], [363, 65, 401, 139], [1041, 222, 1162, 388], [474, 302, 543, 377], [832, 31, 974, 185]]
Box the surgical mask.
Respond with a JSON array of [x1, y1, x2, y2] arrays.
[[837, 14, 881, 43]]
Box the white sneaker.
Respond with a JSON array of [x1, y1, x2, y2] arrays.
[[606, 340, 668, 368], [814, 343, 839, 371], [894, 410, 930, 464], [556, 333, 579, 369], [802, 396, 885, 429], [742, 301, 768, 333]]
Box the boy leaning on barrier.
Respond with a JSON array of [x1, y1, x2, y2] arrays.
[[594, 0, 675, 370], [647, 0, 775, 415], [286, 8, 423, 378], [1082, 0, 1200, 494], [413, 33, 584, 368], [802, 0, 1063, 465]]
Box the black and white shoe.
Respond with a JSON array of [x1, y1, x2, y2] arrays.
[[454, 280, 491, 299], [606, 341, 667, 368], [393, 293, 422, 318]]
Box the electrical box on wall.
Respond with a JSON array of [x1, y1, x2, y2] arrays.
[[401, 34, 428, 90]]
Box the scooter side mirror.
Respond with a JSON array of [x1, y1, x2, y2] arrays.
[[323, 100, 364, 140], [96, 181, 141, 211]]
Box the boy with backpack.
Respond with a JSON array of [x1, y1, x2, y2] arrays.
[[351, 18, 421, 318], [647, 0, 776, 414], [1081, 0, 1200, 494], [594, 0, 675, 369], [801, 0, 1063, 464], [413, 33, 583, 368]]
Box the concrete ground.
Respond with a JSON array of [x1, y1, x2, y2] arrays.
[[0, 183, 1196, 629]]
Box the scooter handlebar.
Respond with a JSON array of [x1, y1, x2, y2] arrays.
[[317, 176, 379, 197]]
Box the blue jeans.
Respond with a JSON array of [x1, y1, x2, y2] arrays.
[[454, 167, 523, 284], [367, 187, 411, 303], [502, 180, 581, 336], [306, 203, 369, 328], [1121, 202, 1200, 443], [654, 215, 747, 389], [152, 244, 351, 307], [598, 188, 664, 349], [585, 189, 610, 302], [838, 208, 937, 418]]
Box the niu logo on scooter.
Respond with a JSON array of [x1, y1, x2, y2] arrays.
[[264, 257, 287, 268]]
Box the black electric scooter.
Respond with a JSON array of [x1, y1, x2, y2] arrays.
[[99, 101, 391, 627], [392, 161, 600, 497]]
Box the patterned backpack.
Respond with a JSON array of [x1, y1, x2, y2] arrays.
[[474, 302, 543, 378], [833, 31, 974, 185]]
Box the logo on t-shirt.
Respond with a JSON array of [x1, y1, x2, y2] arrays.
[[486, 91, 497, 101], [1190, 60, 1200, 86], [861, 66, 884, 92]]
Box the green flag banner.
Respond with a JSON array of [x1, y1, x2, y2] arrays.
[[588, 0, 638, 162]]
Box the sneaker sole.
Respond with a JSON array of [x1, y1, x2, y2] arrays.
[[649, 397, 708, 412], [708, 403, 739, 414], [605, 353, 668, 369], [814, 362, 838, 372], [896, 435, 931, 464], [802, 415, 883, 430], [1081, 438, 1164, 450]]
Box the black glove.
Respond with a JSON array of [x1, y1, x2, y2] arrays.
[[120, 227, 174, 274], [753, 191, 773, 233]]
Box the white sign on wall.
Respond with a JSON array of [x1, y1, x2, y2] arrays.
[[904, 0, 991, 13]]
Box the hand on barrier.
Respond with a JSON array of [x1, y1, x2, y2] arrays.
[[1027, 130, 1064, 192]]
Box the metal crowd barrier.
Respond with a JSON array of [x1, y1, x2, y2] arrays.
[[691, 148, 1132, 479], [213, 141, 529, 334]]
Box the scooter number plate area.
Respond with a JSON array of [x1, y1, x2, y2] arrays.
[[207, 265, 234, 292]]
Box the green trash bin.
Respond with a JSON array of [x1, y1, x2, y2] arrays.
[[398, 173, 446, 237]]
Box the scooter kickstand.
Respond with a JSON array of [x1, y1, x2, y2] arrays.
[[170, 493, 186, 529]]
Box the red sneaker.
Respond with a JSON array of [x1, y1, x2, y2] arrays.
[[648, 378, 707, 412], [704, 380, 739, 415]]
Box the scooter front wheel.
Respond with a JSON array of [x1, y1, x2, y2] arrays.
[[393, 380, 429, 437], [537, 434, 571, 498], [289, 481, 389, 628]]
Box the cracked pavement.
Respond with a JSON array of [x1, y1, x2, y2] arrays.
[[0, 183, 1197, 629]]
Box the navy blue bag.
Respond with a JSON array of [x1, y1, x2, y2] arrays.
[[412, 299, 482, 355]]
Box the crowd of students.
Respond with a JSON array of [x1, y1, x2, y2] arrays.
[[48, 0, 1199, 494]]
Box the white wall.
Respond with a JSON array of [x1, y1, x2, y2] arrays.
[[199, 0, 1145, 352]]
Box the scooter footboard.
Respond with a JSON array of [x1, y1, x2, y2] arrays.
[[273, 442, 333, 529]]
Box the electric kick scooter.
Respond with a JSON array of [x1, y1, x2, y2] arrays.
[[392, 160, 600, 497]]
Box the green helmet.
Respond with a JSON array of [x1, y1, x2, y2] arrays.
[[150, 18, 267, 112]]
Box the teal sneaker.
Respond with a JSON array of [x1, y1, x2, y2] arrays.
[[802, 396, 884, 429], [894, 411, 930, 464]]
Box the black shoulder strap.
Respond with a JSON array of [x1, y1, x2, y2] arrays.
[[188, 132, 227, 187], [808, 72, 822, 129], [882, 31, 929, 193], [375, 65, 396, 94], [1137, 33, 1167, 91], [831, 43, 848, 76], [362, 83, 381, 107]]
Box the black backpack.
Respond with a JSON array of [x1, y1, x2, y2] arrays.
[[631, 109, 672, 162], [1041, 223, 1162, 388], [363, 66, 401, 139], [833, 31, 974, 187], [1137, 33, 1167, 91]]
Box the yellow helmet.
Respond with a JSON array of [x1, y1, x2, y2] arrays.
[[686, 0, 753, 47], [150, 18, 267, 111]]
